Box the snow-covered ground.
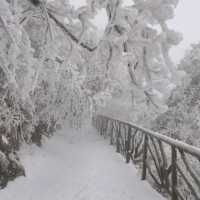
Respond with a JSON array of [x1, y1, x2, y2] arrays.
[[0, 126, 165, 200]]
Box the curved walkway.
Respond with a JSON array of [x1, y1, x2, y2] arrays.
[[0, 128, 165, 200]]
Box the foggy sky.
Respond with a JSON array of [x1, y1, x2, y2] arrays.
[[169, 0, 200, 63]]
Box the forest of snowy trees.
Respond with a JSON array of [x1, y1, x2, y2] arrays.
[[153, 43, 200, 147], [0, 0, 200, 198]]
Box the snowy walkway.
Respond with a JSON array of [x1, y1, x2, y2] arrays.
[[0, 127, 165, 200]]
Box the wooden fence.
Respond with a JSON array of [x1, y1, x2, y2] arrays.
[[93, 115, 200, 200]]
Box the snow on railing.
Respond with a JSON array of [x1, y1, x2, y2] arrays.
[[93, 115, 200, 200]]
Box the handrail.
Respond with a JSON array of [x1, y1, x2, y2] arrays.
[[100, 115, 200, 158], [93, 114, 200, 200]]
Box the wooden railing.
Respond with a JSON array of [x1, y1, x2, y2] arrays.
[[93, 115, 200, 200]]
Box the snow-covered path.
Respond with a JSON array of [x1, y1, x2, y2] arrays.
[[0, 127, 165, 200]]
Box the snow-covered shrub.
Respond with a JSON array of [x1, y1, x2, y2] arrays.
[[152, 42, 200, 147]]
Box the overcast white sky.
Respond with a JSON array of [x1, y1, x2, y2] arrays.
[[168, 0, 200, 63], [69, 0, 200, 63]]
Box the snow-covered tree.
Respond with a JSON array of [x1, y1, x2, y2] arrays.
[[152, 42, 200, 147], [82, 0, 183, 124]]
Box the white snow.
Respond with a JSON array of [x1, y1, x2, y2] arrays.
[[1, 135, 8, 145], [0, 126, 165, 200]]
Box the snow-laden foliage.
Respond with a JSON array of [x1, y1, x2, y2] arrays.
[[88, 0, 183, 125], [0, 0, 92, 187], [97, 0, 182, 106], [0, 0, 181, 187], [152, 43, 200, 147]]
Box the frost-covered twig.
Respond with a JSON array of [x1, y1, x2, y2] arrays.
[[47, 11, 97, 52]]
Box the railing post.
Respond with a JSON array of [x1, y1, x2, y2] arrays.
[[97, 116, 100, 132], [110, 121, 114, 145], [100, 118, 104, 136], [125, 126, 132, 163], [104, 120, 108, 139], [142, 134, 148, 180], [116, 123, 120, 153], [171, 146, 178, 200]]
